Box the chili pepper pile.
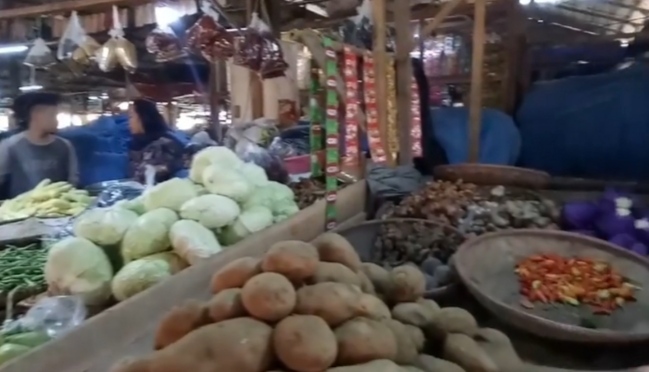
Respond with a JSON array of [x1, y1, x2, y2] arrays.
[[515, 254, 639, 315], [0, 243, 47, 294]]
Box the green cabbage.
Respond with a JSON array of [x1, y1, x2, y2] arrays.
[[169, 220, 223, 265], [44, 237, 113, 305], [189, 146, 243, 183], [202, 166, 253, 202], [218, 206, 273, 245], [179, 194, 240, 229], [143, 178, 198, 212], [121, 208, 178, 261], [111, 253, 185, 302], [73, 207, 138, 246]]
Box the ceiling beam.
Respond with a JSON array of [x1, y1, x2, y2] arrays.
[[556, 4, 643, 25], [0, 0, 153, 20]]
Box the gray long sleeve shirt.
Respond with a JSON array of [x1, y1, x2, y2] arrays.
[[0, 132, 79, 198]]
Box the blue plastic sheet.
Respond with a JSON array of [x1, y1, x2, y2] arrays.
[[430, 107, 520, 165], [517, 64, 649, 180]]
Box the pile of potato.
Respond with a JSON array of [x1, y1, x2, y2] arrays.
[[110, 232, 523, 372]]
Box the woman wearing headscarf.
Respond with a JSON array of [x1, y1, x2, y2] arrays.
[[128, 98, 186, 183]]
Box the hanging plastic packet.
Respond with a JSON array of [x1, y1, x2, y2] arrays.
[[258, 18, 288, 79], [146, 5, 186, 63], [97, 6, 137, 73], [57, 11, 86, 61], [186, 0, 235, 62], [24, 38, 56, 69], [233, 12, 263, 72]]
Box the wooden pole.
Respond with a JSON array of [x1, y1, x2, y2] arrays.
[[247, 0, 264, 120], [467, 0, 486, 163], [421, 0, 465, 37], [372, 0, 392, 165], [394, 0, 413, 165]]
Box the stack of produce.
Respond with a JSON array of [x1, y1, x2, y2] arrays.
[[563, 189, 649, 255], [289, 177, 347, 210], [0, 180, 94, 221], [44, 146, 301, 305], [110, 232, 521, 372], [0, 243, 47, 296], [388, 181, 560, 235], [374, 221, 462, 292]]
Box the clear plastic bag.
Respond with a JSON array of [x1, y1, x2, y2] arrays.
[[258, 19, 288, 79], [233, 13, 263, 71], [24, 38, 56, 69], [57, 11, 87, 61], [14, 296, 87, 339], [186, 0, 235, 62]]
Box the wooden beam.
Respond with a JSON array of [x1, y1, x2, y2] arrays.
[[468, 0, 486, 163], [421, 0, 465, 36], [373, 0, 393, 165], [394, 0, 413, 165], [0, 0, 153, 19]]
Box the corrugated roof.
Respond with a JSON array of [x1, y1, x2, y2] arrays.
[[537, 0, 649, 36]]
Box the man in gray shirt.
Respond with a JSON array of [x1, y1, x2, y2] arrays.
[[0, 92, 78, 199]]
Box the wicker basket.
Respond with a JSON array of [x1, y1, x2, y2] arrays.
[[434, 164, 551, 189], [335, 218, 464, 300], [454, 229, 649, 344]]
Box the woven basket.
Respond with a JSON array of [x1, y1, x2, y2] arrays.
[[455, 229, 649, 344], [336, 218, 464, 300], [434, 164, 551, 189]]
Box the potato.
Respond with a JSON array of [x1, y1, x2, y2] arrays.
[[388, 265, 425, 303], [210, 257, 261, 293], [360, 263, 391, 294], [392, 302, 434, 327], [358, 293, 391, 320], [443, 333, 498, 372], [262, 241, 319, 282], [382, 319, 418, 365], [357, 271, 376, 294], [427, 307, 478, 337], [207, 288, 246, 322], [153, 300, 210, 350], [327, 359, 402, 372], [475, 328, 523, 372], [273, 315, 337, 372], [242, 272, 296, 322], [414, 354, 465, 372], [334, 317, 398, 365], [404, 325, 425, 352], [310, 262, 362, 287], [112, 317, 273, 372], [312, 233, 361, 271], [295, 282, 361, 326]]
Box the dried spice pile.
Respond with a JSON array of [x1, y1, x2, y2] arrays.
[[373, 221, 464, 291], [516, 254, 639, 315], [289, 178, 346, 209]]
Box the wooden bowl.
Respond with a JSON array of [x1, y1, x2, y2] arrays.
[[335, 218, 464, 301], [434, 164, 551, 189], [455, 229, 649, 344]]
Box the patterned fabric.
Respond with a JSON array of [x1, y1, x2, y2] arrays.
[[130, 136, 186, 184]]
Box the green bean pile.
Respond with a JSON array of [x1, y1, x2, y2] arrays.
[[0, 243, 46, 294]]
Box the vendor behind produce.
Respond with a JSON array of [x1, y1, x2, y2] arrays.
[[128, 98, 186, 184], [0, 92, 79, 199]]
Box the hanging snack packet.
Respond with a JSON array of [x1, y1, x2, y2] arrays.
[[186, 0, 235, 62], [233, 12, 263, 72], [258, 18, 288, 79], [111, 6, 138, 73], [24, 38, 56, 69], [145, 27, 185, 62], [57, 11, 86, 61]]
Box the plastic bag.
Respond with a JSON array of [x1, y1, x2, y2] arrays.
[[258, 18, 288, 79], [235, 140, 289, 184], [15, 296, 87, 339], [233, 13, 264, 71], [224, 118, 280, 150], [97, 6, 137, 73], [186, 0, 235, 62], [57, 11, 87, 61], [24, 38, 56, 69], [339, 0, 373, 49], [145, 26, 185, 63], [90, 180, 145, 208]]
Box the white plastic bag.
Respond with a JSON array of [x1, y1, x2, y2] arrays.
[[24, 38, 55, 69], [57, 11, 86, 61]]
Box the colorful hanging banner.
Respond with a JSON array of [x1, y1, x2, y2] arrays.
[[410, 76, 423, 157], [386, 57, 399, 161], [342, 46, 360, 171], [362, 53, 388, 164], [309, 64, 324, 176], [323, 37, 340, 231]]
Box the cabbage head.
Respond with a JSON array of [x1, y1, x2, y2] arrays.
[[189, 146, 243, 183], [45, 237, 113, 305], [73, 207, 138, 246], [244, 181, 298, 218], [121, 208, 178, 261], [143, 178, 198, 212], [170, 220, 223, 265], [219, 206, 273, 245], [115, 196, 146, 215], [111, 252, 185, 301], [180, 194, 240, 229], [240, 162, 269, 188], [202, 165, 253, 202]]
